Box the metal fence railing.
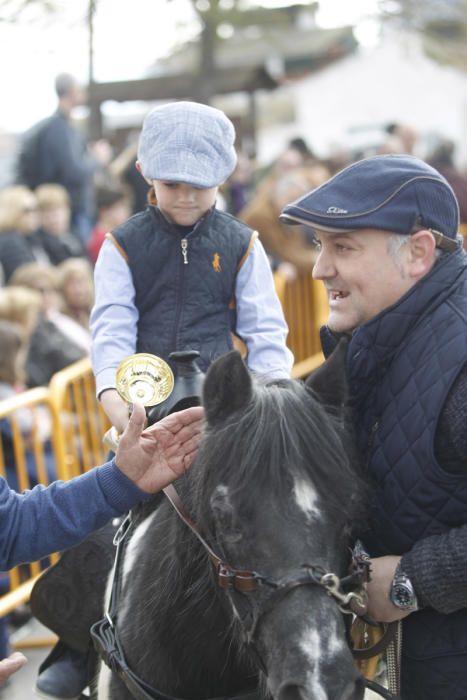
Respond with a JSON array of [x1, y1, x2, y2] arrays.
[[274, 269, 327, 378], [0, 360, 110, 622]]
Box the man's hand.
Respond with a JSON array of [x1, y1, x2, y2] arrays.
[[366, 555, 411, 622], [0, 651, 27, 682], [115, 403, 204, 493]]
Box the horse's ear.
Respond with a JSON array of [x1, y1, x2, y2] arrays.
[[203, 351, 253, 426], [305, 337, 349, 409]]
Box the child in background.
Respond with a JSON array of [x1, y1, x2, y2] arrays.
[[35, 184, 86, 265], [91, 101, 293, 433], [87, 186, 131, 265]]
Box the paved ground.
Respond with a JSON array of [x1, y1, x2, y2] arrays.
[[1, 618, 52, 700]]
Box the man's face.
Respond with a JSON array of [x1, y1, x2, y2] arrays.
[[312, 228, 416, 333], [152, 181, 218, 226]]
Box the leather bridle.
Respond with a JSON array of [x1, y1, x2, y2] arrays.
[[163, 485, 370, 645], [91, 486, 400, 700]]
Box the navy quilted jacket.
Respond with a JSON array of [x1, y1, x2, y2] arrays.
[[322, 249, 467, 698], [112, 206, 254, 374]]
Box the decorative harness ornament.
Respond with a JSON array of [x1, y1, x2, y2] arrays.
[[91, 487, 400, 700]]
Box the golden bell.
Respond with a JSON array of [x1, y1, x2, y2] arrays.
[[115, 353, 174, 407]]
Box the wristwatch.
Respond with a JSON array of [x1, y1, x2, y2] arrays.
[[390, 561, 419, 611]]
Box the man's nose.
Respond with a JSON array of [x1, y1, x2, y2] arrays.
[[312, 249, 335, 280]]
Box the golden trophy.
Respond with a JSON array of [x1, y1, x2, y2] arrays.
[[103, 353, 174, 452]]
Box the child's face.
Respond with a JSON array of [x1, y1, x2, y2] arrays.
[[40, 205, 70, 236], [152, 181, 218, 226]]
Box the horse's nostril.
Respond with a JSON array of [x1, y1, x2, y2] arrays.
[[277, 676, 365, 700]]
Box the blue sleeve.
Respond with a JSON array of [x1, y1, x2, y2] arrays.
[[90, 239, 138, 397], [0, 461, 147, 570], [236, 239, 294, 378]]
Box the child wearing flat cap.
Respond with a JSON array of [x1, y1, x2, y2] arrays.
[[91, 101, 293, 432]]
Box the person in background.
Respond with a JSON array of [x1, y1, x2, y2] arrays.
[[0, 317, 55, 488], [9, 264, 89, 383], [108, 137, 150, 215], [56, 258, 94, 333], [427, 138, 467, 250], [87, 186, 131, 265], [35, 184, 86, 264], [239, 165, 330, 277], [281, 154, 467, 700], [16, 73, 112, 243], [0, 400, 203, 684], [0, 283, 84, 387], [221, 151, 254, 216], [385, 122, 418, 155], [0, 186, 48, 282]]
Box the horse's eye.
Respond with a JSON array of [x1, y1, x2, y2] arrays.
[[210, 487, 243, 543]]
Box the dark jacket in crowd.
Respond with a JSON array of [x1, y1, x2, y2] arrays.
[[0, 231, 40, 282], [26, 317, 87, 388], [36, 110, 96, 227], [36, 228, 86, 266]]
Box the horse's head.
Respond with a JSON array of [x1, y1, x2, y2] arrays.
[[194, 349, 365, 700]]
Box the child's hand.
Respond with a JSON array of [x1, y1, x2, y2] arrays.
[[99, 389, 131, 434]]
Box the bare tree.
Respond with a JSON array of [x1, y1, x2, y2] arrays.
[[377, 0, 467, 71]]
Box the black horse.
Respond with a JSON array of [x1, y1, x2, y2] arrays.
[[93, 347, 367, 700]]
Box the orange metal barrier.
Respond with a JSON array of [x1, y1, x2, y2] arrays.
[[48, 358, 110, 479], [274, 269, 327, 378], [0, 359, 110, 621]]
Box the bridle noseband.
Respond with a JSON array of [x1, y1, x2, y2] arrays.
[[163, 485, 369, 644], [91, 486, 399, 700]]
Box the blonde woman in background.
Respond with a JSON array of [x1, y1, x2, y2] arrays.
[[56, 258, 94, 332], [0, 283, 85, 388], [0, 186, 48, 282]]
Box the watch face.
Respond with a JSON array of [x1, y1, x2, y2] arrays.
[[392, 582, 417, 609]]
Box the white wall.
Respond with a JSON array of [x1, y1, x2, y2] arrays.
[[256, 31, 467, 167]]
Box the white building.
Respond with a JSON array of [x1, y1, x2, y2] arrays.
[[255, 31, 467, 167]]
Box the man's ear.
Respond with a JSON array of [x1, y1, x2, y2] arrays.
[[408, 230, 437, 278]]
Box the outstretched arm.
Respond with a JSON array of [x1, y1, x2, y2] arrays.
[[0, 404, 204, 570]]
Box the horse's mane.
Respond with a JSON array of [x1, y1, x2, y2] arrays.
[[192, 377, 364, 525]]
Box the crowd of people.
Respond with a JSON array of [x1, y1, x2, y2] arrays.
[[0, 74, 466, 700]]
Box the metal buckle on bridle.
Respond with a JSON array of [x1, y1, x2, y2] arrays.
[[320, 572, 369, 616]]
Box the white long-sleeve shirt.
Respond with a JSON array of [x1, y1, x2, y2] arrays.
[[91, 237, 293, 396]]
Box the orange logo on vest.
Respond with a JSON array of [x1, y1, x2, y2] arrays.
[[212, 253, 221, 272]]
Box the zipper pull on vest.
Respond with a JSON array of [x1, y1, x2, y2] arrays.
[[181, 239, 189, 264]]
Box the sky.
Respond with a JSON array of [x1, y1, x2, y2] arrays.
[[0, 0, 380, 134]]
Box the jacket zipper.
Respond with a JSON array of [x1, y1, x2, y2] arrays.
[[172, 235, 191, 352], [181, 238, 189, 264]]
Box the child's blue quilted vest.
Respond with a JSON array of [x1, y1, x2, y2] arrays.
[[112, 206, 254, 374]]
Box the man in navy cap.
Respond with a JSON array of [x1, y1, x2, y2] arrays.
[[281, 154, 467, 700]]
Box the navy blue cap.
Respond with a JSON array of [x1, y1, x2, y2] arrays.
[[280, 155, 460, 251]]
